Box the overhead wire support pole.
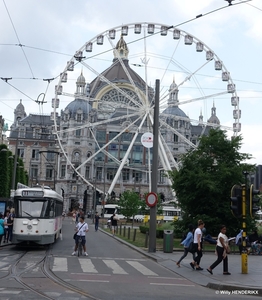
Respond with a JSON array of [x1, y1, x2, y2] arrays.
[[148, 79, 160, 253], [242, 171, 249, 274]]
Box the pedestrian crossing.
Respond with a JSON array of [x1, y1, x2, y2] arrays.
[[51, 257, 158, 276]]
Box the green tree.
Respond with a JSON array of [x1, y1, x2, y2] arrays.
[[118, 190, 144, 226], [0, 145, 10, 197], [168, 129, 255, 236]]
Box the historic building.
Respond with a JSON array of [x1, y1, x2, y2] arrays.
[[8, 35, 220, 213]]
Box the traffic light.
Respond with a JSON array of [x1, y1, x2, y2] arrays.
[[249, 184, 260, 218], [230, 185, 242, 218]]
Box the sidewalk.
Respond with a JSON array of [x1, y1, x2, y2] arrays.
[[100, 225, 262, 296]]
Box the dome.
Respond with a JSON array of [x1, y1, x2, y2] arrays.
[[64, 98, 92, 117], [162, 106, 188, 118], [16, 99, 25, 110], [76, 72, 86, 85], [169, 80, 177, 91]]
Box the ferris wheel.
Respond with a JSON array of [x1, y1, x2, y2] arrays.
[[52, 22, 241, 200]]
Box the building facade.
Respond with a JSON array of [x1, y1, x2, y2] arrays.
[[8, 35, 220, 213]]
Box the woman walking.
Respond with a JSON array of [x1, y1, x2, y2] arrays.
[[190, 219, 205, 271], [207, 225, 231, 275], [176, 224, 195, 267]]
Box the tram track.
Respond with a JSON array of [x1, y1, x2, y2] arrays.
[[2, 245, 101, 300]]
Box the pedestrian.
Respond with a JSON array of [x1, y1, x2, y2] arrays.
[[0, 213, 4, 247], [110, 213, 118, 236], [94, 212, 100, 232], [3, 212, 9, 243], [7, 208, 15, 242], [190, 219, 205, 271], [176, 224, 195, 267], [207, 225, 231, 275], [72, 216, 89, 256]]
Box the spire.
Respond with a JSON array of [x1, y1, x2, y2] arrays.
[[167, 77, 179, 105], [75, 70, 86, 96], [207, 101, 220, 125], [114, 34, 129, 60], [211, 100, 216, 116], [199, 109, 203, 124], [14, 99, 26, 126]]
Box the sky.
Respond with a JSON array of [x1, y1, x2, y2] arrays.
[[0, 0, 262, 165]]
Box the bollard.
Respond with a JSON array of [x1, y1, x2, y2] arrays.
[[120, 224, 122, 235], [123, 226, 126, 237], [145, 231, 149, 248], [128, 227, 130, 239], [133, 228, 137, 241]]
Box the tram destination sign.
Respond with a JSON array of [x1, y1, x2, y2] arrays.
[[22, 190, 44, 197]]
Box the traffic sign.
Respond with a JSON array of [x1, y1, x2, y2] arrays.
[[146, 192, 158, 207], [141, 132, 153, 148]]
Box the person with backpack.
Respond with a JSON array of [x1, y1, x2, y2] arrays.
[[176, 224, 195, 267]]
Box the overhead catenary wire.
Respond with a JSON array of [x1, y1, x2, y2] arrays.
[[0, 0, 257, 119]]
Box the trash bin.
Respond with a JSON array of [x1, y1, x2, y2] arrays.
[[163, 230, 174, 253]]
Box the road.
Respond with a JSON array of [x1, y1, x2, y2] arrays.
[[0, 218, 255, 300]]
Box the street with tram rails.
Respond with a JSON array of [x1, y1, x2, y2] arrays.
[[0, 217, 258, 300]]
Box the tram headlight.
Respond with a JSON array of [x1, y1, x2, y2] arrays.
[[27, 225, 32, 230]]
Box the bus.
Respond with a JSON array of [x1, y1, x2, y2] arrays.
[[96, 204, 125, 220], [12, 186, 63, 245], [143, 206, 181, 222]]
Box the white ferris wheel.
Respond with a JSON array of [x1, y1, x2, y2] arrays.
[[52, 22, 241, 202]]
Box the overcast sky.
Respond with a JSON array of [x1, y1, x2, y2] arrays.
[[0, 0, 262, 165]]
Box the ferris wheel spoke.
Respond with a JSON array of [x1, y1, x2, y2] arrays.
[[159, 58, 213, 106], [81, 61, 142, 108], [75, 114, 144, 171], [159, 118, 197, 149], [107, 112, 148, 196], [160, 91, 229, 111], [106, 35, 147, 107]]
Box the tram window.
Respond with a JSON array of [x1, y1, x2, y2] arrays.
[[18, 200, 48, 218]]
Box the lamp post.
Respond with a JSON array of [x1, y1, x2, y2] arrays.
[[11, 136, 19, 197], [92, 176, 97, 223], [103, 173, 106, 218]]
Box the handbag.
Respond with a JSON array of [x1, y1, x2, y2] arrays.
[[188, 241, 194, 253], [73, 223, 85, 239], [226, 245, 231, 254]]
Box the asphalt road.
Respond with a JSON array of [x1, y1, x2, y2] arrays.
[[49, 218, 255, 300], [0, 218, 256, 300]]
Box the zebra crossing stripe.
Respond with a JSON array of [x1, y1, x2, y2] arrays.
[[126, 261, 157, 276], [103, 260, 128, 274], [79, 259, 98, 273], [52, 257, 68, 272]]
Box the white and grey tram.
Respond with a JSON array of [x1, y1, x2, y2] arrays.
[[12, 186, 63, 245]]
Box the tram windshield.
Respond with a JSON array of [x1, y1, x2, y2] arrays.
[[17, 199, 50, 218]]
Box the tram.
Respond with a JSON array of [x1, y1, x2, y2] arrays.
[[12, 186, 63, 245]]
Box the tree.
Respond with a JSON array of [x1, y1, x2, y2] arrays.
[[118, 190, 144, 226], [168, 129, 255, 236], [0, 146, 10, 197]]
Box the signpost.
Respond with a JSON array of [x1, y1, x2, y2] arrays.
[[146, 192, 158, 207]]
